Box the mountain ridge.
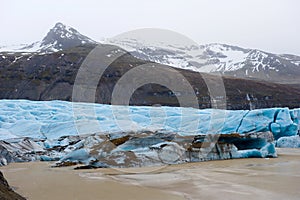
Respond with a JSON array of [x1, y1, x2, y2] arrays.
[[0, 22, 97, 53], [0, 44, 299, 110], [0, 22, 299, 108], [1, 22, 299, 84], [106, 38, 300, 84]]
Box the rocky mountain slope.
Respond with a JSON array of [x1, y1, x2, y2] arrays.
[[0, 43, 300, 110], [0, 22, 96, 53], [1, 22, 299, 84], [0, 23, 299, 109], [107, 38, 300, 84]]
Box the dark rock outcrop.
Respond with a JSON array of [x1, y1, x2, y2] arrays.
[[39, 22, 96, 52], [0, 171, 26, 200], [0, 44, 299, 110]]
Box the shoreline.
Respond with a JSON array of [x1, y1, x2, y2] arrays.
[[1, 148, 300, 200], [1, 162, 184, 200]]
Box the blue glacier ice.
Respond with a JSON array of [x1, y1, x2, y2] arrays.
[[276, 135, 300, 148], [60, 149, 93, 163], [0, 100, 299, 141]]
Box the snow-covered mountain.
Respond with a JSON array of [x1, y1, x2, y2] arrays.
[[1, 23, 299, 83], [0, 22, 97, 53], [106, 38, 300, 83]]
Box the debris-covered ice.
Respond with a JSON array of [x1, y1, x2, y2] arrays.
[[0, 100, 299, 167]]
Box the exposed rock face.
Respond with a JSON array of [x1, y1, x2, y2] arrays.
[[0, 44, 300, 110], [107, 39, 300, 84], [0, 22, 97, 53], [39, 22, 96, 52], [1, 22, 300, 85], [0, 171, 26, 200]]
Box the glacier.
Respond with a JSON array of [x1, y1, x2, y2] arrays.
[[0, 100, 299, 140], [0, 100, 299, 167]]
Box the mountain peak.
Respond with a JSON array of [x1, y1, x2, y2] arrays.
[[50, 22, 78, 36], [0, 23, 97, 53], [54, 22, 66, 28], [39, 22, 96, 52]]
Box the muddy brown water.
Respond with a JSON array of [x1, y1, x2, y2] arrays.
[[1, 148, 300, 200]]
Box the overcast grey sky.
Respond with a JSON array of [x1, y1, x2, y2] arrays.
[[1, 0, 299, 55]]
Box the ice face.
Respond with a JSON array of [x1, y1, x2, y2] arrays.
[[0, 100, 299, 141], [1, 100, 298, 167], [276, 135, 300, 148]]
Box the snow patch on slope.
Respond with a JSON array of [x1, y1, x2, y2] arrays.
[[0, 22, 96, 53], [106, 37, 298, 75]]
